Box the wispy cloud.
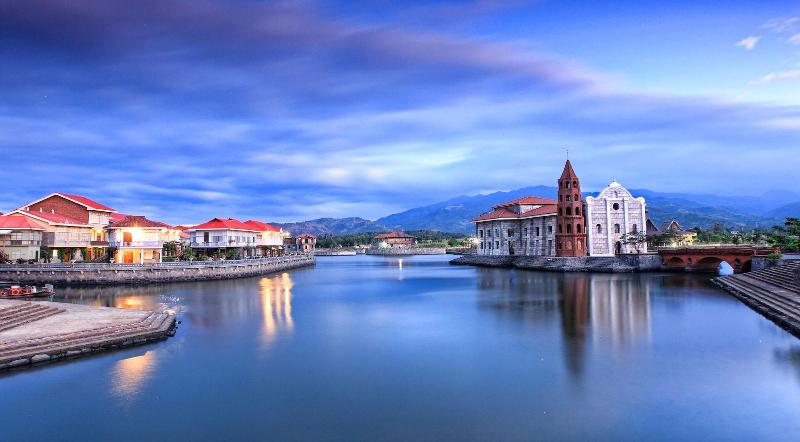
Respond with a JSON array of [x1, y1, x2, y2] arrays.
[[789, 34, 800, 45], [735, 36, 761, 51], [763, 17, 799, 34], [749, 69, 800, 85]]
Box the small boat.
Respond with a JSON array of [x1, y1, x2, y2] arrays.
[[0, 284, 55, 299]]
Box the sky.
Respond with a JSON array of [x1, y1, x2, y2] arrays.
[[1, 0, 799, 224]]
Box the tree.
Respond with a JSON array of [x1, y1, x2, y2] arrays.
[[620, 231, 647, 254], [181, 246, 195, 261], [0, 250, 9, 263], [769, 217, 800, 252], [162, 240, 180, 257]]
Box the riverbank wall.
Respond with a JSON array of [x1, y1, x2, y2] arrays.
[[0, 255, 314, 286], [366, 247, 446, 256], [315, 249, 358, 256], [752, 254, 800, 271], [450, 254, 662, 272]]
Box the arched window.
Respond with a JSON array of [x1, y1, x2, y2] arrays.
[[575, 207, 581, 216], [566, 207, 572, 216], [566, 181, 571, 189], [574, 194, 579, 201], [566, 195, 572, 202], [596, 224, 602, 233], [567, 224, 572, 233], [573, 181, 577, 188], [558, 224, 563, 233], [614, 224, 620, 234], [577, 224, 582, 233], [632, 224, 638, 233]]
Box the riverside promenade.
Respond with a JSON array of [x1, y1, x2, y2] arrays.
[[0, 254, 315, 285], [0, 299, 175, 372]]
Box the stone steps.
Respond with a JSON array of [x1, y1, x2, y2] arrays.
[[0, 303, 65, 332], [714, 264, 800, 337], [0, 311, 175, 369]]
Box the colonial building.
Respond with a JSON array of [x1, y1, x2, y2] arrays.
[[473, 196, 558, 256], [243, 220, 291, 256], [473, 161, 648, 257], [9, 192, 117, 261], [0, 215, 46, 262], [373, 231, 414, 248], [285, 233, 317, 253], [585, 181, 647, 256], [187, 218, 260, 258], [648, 219, 697, 247], [106, 215, 182, 264]]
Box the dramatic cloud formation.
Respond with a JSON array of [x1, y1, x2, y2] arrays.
[[1, 0, 799, 223]]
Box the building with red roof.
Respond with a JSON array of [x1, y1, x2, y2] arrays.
[[0, 215, 46, 261], [284, 233, 317, 254], [373, 231, 414, 249], [186, 218, 262, 258], [243, 220, 290, 256], [9, 192, 119, 262], [105, 215, 183, 264]]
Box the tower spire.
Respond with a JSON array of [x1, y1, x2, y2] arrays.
[[556, 160, 586, 257]]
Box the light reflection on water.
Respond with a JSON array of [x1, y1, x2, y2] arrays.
[[6, 255, 800, 441]]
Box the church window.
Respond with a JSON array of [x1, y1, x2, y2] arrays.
[[575, 207, 581, 216], [596, 224, 602, 233], [566, 207, 572, 216], [536, 227, 540, 236], [548, 226, 553, 234], [632, 224, 638, 233], [566, 195, 571, 202], [566, 181, 571, 189], [508, 229, 514, 237], [558, 241, 562, 250], [577, 224, 582, 233], [496, 241, 499, 248], [567, 224, 572, 233], [614, 224, 620, 234], [495, 229, 499, 237], [573, 181, 577, 188], [558, 224, 563, 233], [574, 194, 579, 201], [613, 203, 620, 210], [479, 229, 483, 238]]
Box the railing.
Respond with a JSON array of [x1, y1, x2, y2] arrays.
[[0, 254, 313, 271], [109, 241, 164, 248], [90, 240, 110, 246], [44, 240, 91, 247], [0, 240, 41, 246]]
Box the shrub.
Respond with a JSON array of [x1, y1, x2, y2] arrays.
[[767, 252, 784, 261]]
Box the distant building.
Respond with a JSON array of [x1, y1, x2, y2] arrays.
[[556, 160, 587, 257], [0, 215, 46, 262], [585, 181, 647, 256], [285, 233, 317, 253], [187, 218, 260, 258], [373, 231, 414, 248], [243, 220, 291, 256], [649, 219, 697, 247], [9, 192, 117, 261]]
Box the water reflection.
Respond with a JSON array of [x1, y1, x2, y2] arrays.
[[111, 350, 157, 400], [478, 270, 653, 379], [55, 286, 167, 312], [259, 272, 294, 346]]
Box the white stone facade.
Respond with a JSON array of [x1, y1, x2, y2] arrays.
[[585, 181, 647, 256]]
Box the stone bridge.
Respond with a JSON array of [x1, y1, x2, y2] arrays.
[[658, 246, 776, 273]]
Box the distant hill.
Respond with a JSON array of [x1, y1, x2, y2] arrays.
[[279, 188, 797, 236], [275, 217, 385, 236]]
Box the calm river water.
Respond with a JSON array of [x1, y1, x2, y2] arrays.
[[3, 255, 800, 441]]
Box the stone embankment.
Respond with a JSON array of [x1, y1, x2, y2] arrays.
[[0, 300, 176, 372], [714, 261, 800, 338], [0, 255, 314, 286], [366, 247, 446, 256], [450, 254, 662, 272], [315, 249, 357, 256]]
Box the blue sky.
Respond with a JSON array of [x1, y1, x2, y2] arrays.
[[1, 0, 799, 224]]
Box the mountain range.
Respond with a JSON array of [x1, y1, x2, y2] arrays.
[[277, 186, 800, 236]]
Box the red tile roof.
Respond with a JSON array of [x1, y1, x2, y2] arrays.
[[493, 196, 557, 208], [0, 215, 46, 230], [12, 209, 88, 226], [473, 204, 557, 222], [189, 218, 258, 231], [374, 231, 413, 239], [60, 193, 116, 212], [108, 215, 169, 229], [243, 220, 282, 232], [110, 213, 129, 222]]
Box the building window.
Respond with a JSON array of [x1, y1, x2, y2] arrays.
[[613, 203, 620, 210], [577, 224, 582, 233], [495, 241, 499, 248], [575, 207, 581, 216], [596, 224, 602, 233], [573, 181, 577, 188], [566, 207, 572, 216], [524, 227, 528, 236], [548, 226, 553, 234], [536, 227, 540, 236], [566, 181, 571, 189], [614, 224, 620, 234], [566, 195, 571, 202], [558, 224, 563, 233], [479, 229, 483, 238], [632, 224, 638, 233], [508, 229, 514, 237], [567, 224, 572, 233], [574, 194, 579, 201]]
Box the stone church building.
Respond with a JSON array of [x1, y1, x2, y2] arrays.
[[473, 160, 647, 257]]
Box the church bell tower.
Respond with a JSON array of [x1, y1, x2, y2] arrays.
[[556, 160, 586, 257]]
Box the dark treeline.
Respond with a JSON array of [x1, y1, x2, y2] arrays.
[[316, 230, 470, 248]]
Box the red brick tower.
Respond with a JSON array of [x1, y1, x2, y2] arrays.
[[556, 160, 586, 257]]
